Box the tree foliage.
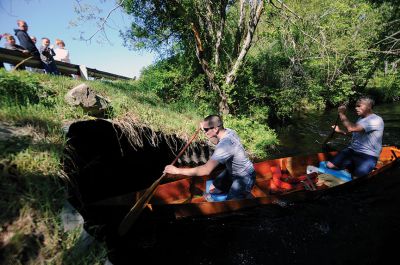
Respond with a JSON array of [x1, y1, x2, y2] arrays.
[[231, 0, 399, 121], [79, 0, 399, 123], [120, 0, 266, 114]]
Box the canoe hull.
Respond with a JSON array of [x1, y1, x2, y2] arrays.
[[74, 146, 400, 240]]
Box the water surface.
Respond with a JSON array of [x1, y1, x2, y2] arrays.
[[270, 102, 400, 158]]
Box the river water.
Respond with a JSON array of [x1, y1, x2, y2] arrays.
[[269, 102, 400, 158], [109, 102, 400, 265]]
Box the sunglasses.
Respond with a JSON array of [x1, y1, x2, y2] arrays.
[[202, 127, 215, 132]]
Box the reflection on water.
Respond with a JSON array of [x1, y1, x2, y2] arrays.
[[270, 102, 400, 158]]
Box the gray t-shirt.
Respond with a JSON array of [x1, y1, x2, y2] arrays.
[[210, 128, 254, 177], [350, 113, 384, 157]]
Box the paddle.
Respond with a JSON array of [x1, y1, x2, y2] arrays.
[[322, 114, 339, 150], [118, 127, 201, 236], [322, 102, 350, 150]]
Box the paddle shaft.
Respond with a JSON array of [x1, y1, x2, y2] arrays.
[[322, 114, 339, 146], [118, 127, 201, 236]]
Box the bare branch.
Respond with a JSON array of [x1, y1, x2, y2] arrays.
[[204, 0, 216, 36], [374, 30, 400, 45], [226, 0, 265, 85], [214, 1, 228, 66], [273, 0, 301, 19], [0, 0, 17, 17], [84, 0, 125, 42], [270, 4, 338, 85], [233, 0, 246, 58], [360, 49, 400, 55]]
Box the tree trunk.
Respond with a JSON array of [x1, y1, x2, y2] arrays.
[[191, 0, 265, 115], [191, 22, 230, 114], [225, 0, 264, 86], [219, 93, 230, 115]]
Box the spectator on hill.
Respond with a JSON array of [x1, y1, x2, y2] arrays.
[[4, 35, 29, 54], [39, 37, 60, 75], [3, 34, 29, 70], [14, 20, 39, 56], [54, 39, 71, 63], [30, 36, 37, 45], [26, 35, 44, 73]]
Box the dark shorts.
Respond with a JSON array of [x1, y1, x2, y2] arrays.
[[329, 148, 378, 177]]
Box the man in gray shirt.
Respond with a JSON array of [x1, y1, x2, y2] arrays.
[[164, 115, 256, 200], [326, 96, 384, 178]]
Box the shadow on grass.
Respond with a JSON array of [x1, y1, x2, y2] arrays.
[[0, 232, 43, 265], [0, 136, 32, 157], [0, 164, 68, 264], [0, 120, 108, 264], [61, 233, 107, 265], [0, 120, 68, 264], [12, 117, 61, 136], [0, 165, 65, 224]]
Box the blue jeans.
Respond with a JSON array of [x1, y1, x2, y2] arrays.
[[329, 148, 378, 178], [212, 168, 256, 200]]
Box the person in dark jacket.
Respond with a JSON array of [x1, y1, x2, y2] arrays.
[[14, 20, 39, 56], [39, 37, 60, 75]]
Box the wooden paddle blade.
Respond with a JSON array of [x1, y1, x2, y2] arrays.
[[117, 127, 201, 236], [118, 174, 164, 236]]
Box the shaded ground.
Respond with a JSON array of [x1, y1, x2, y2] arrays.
[[0, 122, 50, 264], [107, 164, 400, 265]]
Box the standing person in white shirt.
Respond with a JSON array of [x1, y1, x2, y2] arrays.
[[54, 39, 70, 63]]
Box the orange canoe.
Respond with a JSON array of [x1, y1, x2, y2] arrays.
[[90, 146, 400, 222]]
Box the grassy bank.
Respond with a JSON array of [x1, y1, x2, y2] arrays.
[[0, 69, 277, 264]]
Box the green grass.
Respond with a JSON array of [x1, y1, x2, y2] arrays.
[[0, 69, 278, 264]]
